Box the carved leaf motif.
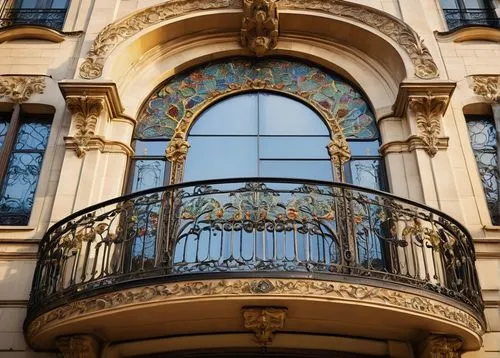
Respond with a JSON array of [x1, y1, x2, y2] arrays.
[[472, 76, 499, 103], [0, 76, 46, 103]]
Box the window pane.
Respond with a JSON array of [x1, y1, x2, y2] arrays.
[[463, 0, 489, 9], [131, 160, 167, 192], [440, 0, 458, 8], [259, 93, 329, 135], [184, 137, 258, 181], [17, 0, 37, 8], [50, 0, 69, 8], [348, 141, 380, 156], [0, 117, 10, 150], [0, 153, 44, 225], [14, 122, 51, 151], [259, 160, 333, 181], [135, 140, 169, 156], [347, 159, 382, 190], [189, 94, 258, 135], [259, 136, 330, 159]]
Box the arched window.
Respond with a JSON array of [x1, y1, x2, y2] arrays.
[[133, 58, 386, 191]]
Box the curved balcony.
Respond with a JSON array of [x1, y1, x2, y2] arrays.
[[24, 178, 485, 351], [0, 8, 67, 31]]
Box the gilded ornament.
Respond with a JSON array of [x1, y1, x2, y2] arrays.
[[0, 76, 46, 103], [26, 278, 484, 339], [241, 0, 279, 56], [408, 92, 449, 157], [242, 307, 287, 344], [471, 75, 499, 103], [66, 96, 105, 158], [166, 135, 190, 162], [56, 335, 100, 358]]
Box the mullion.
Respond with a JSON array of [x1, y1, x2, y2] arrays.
[[0, 105, 21, 191]]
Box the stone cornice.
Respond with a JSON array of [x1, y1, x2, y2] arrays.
[[393, 82, 456, 117], [435, 27, 500, 43], [26, 278, 484, 342], [78, 0, 439, 80], [58, 82, 130, 122], [380, 136, 449, 156], [64, 136, 135, 157]]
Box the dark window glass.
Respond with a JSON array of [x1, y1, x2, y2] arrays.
[[466, 115, 499, 225], [0, 115, 51, 225]]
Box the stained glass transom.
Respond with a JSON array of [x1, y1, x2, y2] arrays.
[[137, 58, 377, 140]]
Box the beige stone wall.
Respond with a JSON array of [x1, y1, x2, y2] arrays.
[[0, 0, 498, 357]]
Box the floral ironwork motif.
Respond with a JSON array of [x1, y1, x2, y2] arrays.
[[27, 178, 483, 334], [137, 58, 377, 142], [241, 0, 279, 56]]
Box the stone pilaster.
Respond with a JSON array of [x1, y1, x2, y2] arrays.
[[56, 335, 100, 358]]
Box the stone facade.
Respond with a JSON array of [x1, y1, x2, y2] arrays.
[[0, 0, 498, 357]]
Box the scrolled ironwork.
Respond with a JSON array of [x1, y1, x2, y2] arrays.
[[26, 178, 484, 324], [0, 8, 67, 30], [442, 9, 499, 31]]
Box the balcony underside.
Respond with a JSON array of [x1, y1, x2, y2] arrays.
[[24, 178, 486, 351]]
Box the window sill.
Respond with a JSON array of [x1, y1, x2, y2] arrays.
[[0, 225, 36, 231]]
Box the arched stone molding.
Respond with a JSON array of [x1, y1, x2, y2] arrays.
[[77, 0, 438, 83]]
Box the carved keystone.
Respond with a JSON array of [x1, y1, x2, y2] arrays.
[[241, 0, 279, 56], [242, 307, 287, 345], [56, 335, 100, 358], [0, 76, 46, 103], [470, 75, 499, 104]]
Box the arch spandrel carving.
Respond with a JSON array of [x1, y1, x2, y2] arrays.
[[78, 0, 439, 81]]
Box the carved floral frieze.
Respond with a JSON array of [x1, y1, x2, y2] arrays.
[[241, 0, 279, 56], [0, 76, 46, 103], [26, 278, 483, 340], [471, 75, 499, 104], [408, 92, 450, 157], [79, 0, 439, 80], [242, 307, 287, 344], [65, 96, 105, 158]]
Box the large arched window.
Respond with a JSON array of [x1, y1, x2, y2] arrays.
[[133, 58, 386, 191]]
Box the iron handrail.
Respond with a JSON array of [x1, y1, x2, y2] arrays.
[[0, 8, 67, 30]]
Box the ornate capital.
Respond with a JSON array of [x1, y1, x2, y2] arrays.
[[421, 335, 463, 358], [242, 307, 287, 344], [241, 0, 279, 56], [471, 75, 499, 104], [56, 335, 100, 358], [166, 135, 190, 163], [408, 92, 449, 157], [327, 137, 351, 181], [66, 96, 105, 158], [0, 76, 46, 103]]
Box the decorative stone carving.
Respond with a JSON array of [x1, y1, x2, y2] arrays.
[[66, 96, 105, 158], [241, 0, 279, 56], [0, 76, 46, 103], [280, 0, 439, 79], [422, 335, 463, 358], [471, 75, 499, 103], [242, 307, 287, 344], [79, 0, 242, 79], [56, 335, 100, 358], [27, 278, 484, 340], [327, 137, 351, 180], [408, 92, 450, 157], [79, 0, 439, 80]]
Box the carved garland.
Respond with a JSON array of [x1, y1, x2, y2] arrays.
[[408, 92, 449, 157], [79, 0, 438, 80], [471, 75, 499, 104], [27, 278, 484, 340], [65, 96, 105, 158], [0, 76, 46, 103]]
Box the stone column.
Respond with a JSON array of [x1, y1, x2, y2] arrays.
[[419, 335, 463, 358], [56, 335, 100, 358], [50, 82, 134, 223]]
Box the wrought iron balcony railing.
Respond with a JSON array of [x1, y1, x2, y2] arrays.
[[443, 8, 500, 30], [0, 8, 67, 30], [26, 178, 484, 323]]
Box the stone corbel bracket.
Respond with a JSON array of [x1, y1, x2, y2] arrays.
[[56, 334, 100, 358], [59, 82, 134, 158], [0, 75, 47, 103], [467, 74, 499, 104], [384, 82, 456, 157], [419, 335, 463, 358], [242, 307, 287, 345]]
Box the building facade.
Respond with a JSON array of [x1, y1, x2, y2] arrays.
[[0, 0, 499, 357]]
